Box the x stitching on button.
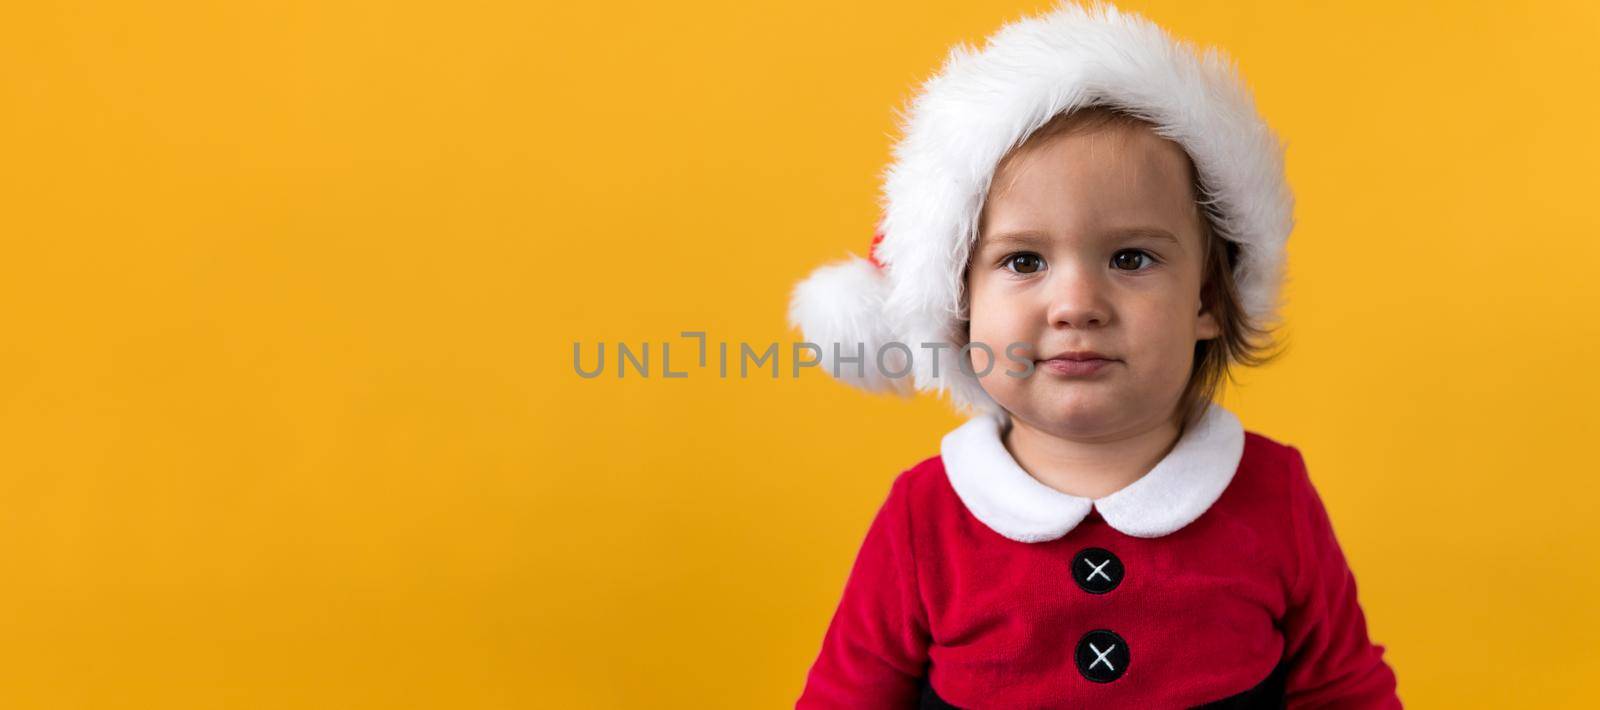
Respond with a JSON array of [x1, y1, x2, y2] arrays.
[[1081, 557, 1112, 582], [1088, 642, 1117, 672]]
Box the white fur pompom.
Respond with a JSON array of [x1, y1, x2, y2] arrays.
[[787, 256, 912, 395]]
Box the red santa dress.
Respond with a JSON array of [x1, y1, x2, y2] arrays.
[[796, 402, 1401, 709]]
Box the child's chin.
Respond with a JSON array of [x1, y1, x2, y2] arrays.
[[1014, 391, 1126, 427]]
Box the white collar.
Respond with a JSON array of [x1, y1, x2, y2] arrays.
[[939, 402, 1246, 543]]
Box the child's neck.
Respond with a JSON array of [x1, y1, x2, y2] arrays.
[[1000, 411, 1184, 500]]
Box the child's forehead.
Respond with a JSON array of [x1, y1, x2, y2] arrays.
[[993, 122, 1194, 190], [980, 126, 1201, 240]]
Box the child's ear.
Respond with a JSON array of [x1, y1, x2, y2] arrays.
[[1196, 303, 1221, 341]]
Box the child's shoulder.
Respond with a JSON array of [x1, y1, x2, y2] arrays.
[[872, 452, 963, 519], [887, 453, 954, 498], [1242, 428, 1301, 467], [1236, 428, 1319, 503], [1241, 429, 1312, 473]]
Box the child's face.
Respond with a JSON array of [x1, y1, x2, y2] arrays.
[[967, 122, 1219, 437]]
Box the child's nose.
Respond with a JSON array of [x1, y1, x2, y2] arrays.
[[1044, 262, 1111, 329]]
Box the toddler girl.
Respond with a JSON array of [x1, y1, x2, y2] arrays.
[[788, 2, 1400, 707]]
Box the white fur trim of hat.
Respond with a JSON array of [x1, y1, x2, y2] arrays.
[[787, 0, 1295, 416]]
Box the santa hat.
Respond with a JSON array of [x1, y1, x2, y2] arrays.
[[788, 0, 1294, 416]]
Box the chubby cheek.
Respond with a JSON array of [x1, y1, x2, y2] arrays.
[[966, 330, 1027, 404], [964, 282, 1038, 391], [966, 315, 1020, 359], [965, 282, 1032, 356], [1121, 298, 1199, 381]]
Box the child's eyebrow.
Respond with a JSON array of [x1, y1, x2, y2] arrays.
[[978, 231, 1049, 250], [979, 227, 1181, 250], [1112, 227, 1182, 247]]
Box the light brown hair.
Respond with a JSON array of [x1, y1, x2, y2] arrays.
[[966, 105, 1286, 436]]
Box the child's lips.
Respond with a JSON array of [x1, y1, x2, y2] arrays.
[[1038, 357, 1116, 376]]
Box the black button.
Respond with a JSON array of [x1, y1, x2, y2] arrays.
[[1070, 547, 1124, 594], [1075, 629, 1129, 683]]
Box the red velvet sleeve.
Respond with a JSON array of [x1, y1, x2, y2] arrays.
[[1281, 446, 1403, 709], [796, 471, 932, 709]]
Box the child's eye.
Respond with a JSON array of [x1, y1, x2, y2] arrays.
[[1002, 252, 1046, 275], [1111, 249, 1159, 271]]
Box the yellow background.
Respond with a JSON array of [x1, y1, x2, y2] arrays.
[[3, 0, 1597, 706]]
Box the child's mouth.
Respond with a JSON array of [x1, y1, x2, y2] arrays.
[[1038, 358, 1116, 377]]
